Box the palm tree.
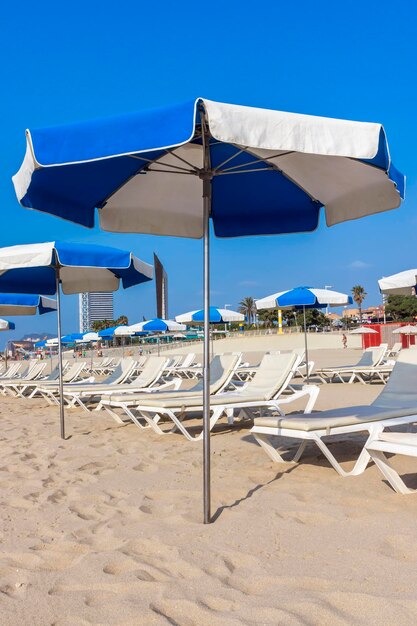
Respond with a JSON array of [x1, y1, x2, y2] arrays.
[[238, 296, 257, 324], [351, 285, 367, 323]]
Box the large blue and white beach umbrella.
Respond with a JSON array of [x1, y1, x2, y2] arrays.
[[176, 307, 244, 324], [12, 98, 404, 523], [0, 294, 56, 316], [130, 318, 186, 332], [256, 287, 352, 380], [0, 241, 153, 438]]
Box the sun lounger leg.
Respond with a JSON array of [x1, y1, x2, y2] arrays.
[[370, 450, 415, 494], [100, 404, 127, 424], [312, 429, 382, 476]]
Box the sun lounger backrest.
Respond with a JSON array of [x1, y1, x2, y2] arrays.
[[2, 363, 21, 378], [62, 362, 86, 382], [130, 356, 168, 388], [24, 362, 47, 380], [181, 353, 195, 368], [238, 353, 298, 401], [208, 353, 242, 393], [103, 358, 135, 385], [373, 343, 388, 365], [373, 350, 417, 409]]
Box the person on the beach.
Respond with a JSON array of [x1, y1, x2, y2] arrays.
[[342, 333, 347, 349]]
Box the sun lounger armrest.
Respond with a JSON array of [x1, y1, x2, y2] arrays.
[[275, 384, 320, 414]]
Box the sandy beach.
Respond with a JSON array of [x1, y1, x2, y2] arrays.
[[1, 350, 417, 625]]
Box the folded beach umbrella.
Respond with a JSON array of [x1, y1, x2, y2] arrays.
[[176, 307, 244, 324], [0, 294, 56, 316], [256, 287, 352, 381], [0, 319, 15, 331], [12, 98, 404, 523], [379, 269, 417, 296], [0, 241, 153, 439], [130, 318, 186, 332]]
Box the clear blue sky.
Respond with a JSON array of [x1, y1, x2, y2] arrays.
[[1, 0, 416, 345]]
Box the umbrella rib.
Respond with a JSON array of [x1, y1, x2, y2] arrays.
[[219, 150, 295, 173], [212, 147, 248, 172], [214, 167, 275, 175], [129, 154, 196, 173], [147, 168, 197, 175]]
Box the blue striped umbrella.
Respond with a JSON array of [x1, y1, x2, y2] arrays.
[[256, 287, 352, 380]]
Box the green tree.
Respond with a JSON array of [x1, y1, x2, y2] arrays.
[[257, 309, 278, 328], [351, 285, 367, 322], [294, 308, 328, 328], [238, 296, 257, 324], [385, 295, 417, 322], [90, 315, 129, 332]]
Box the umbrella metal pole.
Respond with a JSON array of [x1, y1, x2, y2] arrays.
[[200, 105, 212, 525], [203, 196, 211, 524], [303, 305, 310, 383], [55, 269, 65, 439]]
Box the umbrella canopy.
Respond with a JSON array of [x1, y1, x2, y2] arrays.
[[80, 331, 99, 342], [12, 98, 404, 524], [0, 241, 152, 294], [35, 339, 47, 347], [130, 318, 187, 332], [98, 326, 120, 338], [255, 287, 352, 310], [393, 325, 417, 335], [379, 269, 417, 296], [114, 325, 134, 337], [13, 99, 404, 235], [176, 307, 244, 324], [61, 333, 84, 343], [0, 294, 56, 316], [349, 327, 379, 334], [0, 319, 15, 331]]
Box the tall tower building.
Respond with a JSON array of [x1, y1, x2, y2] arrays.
[[79, 292, 114, 332], [154, 253, 168, 319]]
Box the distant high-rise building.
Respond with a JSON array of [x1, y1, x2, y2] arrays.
[[79, 292, 114, 332], [154, 253, 168, 319]]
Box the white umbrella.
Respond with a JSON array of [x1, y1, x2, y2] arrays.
[[393, 325, 417, 334], [379, 270, 417, 296], [349, 327, 379, 334], [393, 324, 417, 348]]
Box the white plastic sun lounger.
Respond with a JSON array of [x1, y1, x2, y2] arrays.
[[98, 353, 243, 422], [0, 362, 50, 396], [28, 361, 88, 400], [251, 350, 417, 476], [316, 345, 387, 383], [38, 358, 136, 405], [61, 356, 171, 412], [106, 353, 319, 442], [387, 342, 402, 358], [0, 361, 31, 381], [366, 432, 417, 494]]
